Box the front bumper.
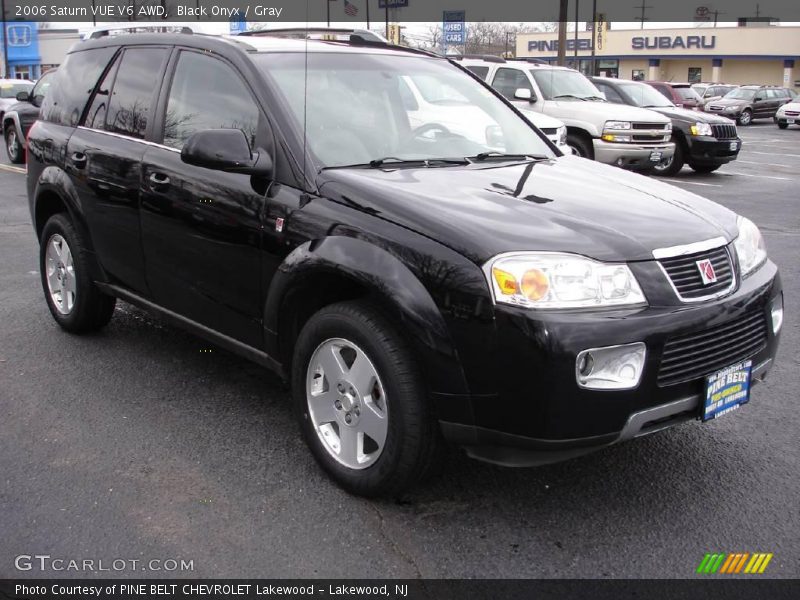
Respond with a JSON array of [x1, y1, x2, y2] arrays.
[[686, 136, 742, 166], [441, 260, 782, 466], [593, 139, 675, 170]]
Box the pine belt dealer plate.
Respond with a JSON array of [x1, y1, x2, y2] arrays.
[[649, 150, 663, 162], [703, 360, 752, 422]]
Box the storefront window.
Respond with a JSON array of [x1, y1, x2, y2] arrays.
[[688, 67, 702, 83], [631, 69, 645, 81]]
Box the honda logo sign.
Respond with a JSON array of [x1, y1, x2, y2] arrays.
[[6, 25, 32, 47]]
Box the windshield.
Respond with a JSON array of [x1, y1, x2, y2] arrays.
[[529, 69, 603, 100], [257, 52, 554, 168], [692, 84, 708, 96], [675, 86, 702, 102], [618, 82, 674, 108], [725, 88, 756, 100], [0, 81, 33, 98]]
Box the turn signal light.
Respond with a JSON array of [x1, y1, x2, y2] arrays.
[[492, 268, 519, 295]]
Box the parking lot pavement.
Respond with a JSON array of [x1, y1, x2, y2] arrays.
[[1, 123, 798, 579]]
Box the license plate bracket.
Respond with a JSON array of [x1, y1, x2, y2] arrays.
[[703, 360, 752, 422], [649, 150, 663, 162], [729, 141, 739, 151]]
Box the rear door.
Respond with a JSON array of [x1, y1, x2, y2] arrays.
[[139, 48, 284, 346], [753, 89, 772, 117], [67, 46, 171, 294]]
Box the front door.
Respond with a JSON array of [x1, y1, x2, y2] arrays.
[[139, 49, 280, 347]]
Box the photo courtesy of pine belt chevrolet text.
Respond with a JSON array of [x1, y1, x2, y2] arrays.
[[25, 28, 783, 497]]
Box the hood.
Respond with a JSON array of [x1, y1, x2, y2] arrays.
[[707, 97, 748, 108], [5, 100, 38, 117], [778, 101, 800, 112], [648, 105, 735, 124], [0, 98, 17, 110], [518, 108, 564, 130], [543, 99, 670, 124], [317, 155, 738, 265]]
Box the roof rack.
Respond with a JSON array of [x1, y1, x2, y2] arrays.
[[239, 27, 388, 44], [86, 25, 193, 40], [449, 54, 506, 63], [506, 57, 550, 65]]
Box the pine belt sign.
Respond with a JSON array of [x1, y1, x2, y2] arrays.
[[443, 10, 466, 45]]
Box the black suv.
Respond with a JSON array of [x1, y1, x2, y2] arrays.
[[27, 30, 783, 497], [591, 76, 741, 176]]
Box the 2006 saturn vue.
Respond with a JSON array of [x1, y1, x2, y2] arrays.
[[26, 30, 782, 496]]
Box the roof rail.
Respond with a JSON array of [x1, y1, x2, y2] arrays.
[[85, 25, 193, 40], [506, 57, 550, 65], [449, 54, 506, 63], [239, 27, 388, 44]]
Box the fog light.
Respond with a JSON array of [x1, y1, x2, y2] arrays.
[[771, 295, 784, 335], [576, 342, 646, 390]]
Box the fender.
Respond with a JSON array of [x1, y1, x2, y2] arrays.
[[2, 110, 23, 142], [264, 236, 472, 400]]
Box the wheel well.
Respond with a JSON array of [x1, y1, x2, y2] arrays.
[[34, 191, 69, 240], [277, 271, 373, 371], [2, 117, 13, 133], [565, 127, 594, 158]]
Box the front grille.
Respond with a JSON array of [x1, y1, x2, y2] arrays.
[[785, 111, 800, 117], [707, 105, 723, 111], [659, 245, 734, 300], [711, 123, 737, 139], [632, 122, 668, 130], [632, 134, 669, 143], [658, 310, 768, 386]]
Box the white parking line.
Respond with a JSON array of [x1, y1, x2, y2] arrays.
[[719, 172, 792, 180], [0, 163, 25, 174], [670, 180, 722, 187], [739, 150, 800, 158], [735, 159, 793, 167]]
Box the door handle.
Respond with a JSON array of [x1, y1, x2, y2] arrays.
[[148, 172, 170, 191], [70, 152, 87, 169]]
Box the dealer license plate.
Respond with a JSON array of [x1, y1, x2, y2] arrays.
[[703, 360, 752, 422], [649, 151, 663, 162], [787, 119, 796, 124], [729, 141, 739, 151]]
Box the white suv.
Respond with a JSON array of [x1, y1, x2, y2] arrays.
[[460, 57, 675, 171]]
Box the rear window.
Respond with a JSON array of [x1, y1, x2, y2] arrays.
[[465, 65, 489, 80], [40, 47, 116, 127], [675, 86, 702, 102]]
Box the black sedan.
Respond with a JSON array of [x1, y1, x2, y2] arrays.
[[591, 76, 741, 176]]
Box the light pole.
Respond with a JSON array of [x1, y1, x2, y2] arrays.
[[0, 0, 8, 79]]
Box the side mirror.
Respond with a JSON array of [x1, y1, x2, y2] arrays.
[[514, 88, 535, 102], [16, 91, 29, 102], [181, 129, 272, 177], [754, 96, 763, 102]]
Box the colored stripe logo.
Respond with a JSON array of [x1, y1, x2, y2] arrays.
[[696, 552, 773, 574]]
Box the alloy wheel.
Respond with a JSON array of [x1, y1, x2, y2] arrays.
[[45, 234, 76, 314]]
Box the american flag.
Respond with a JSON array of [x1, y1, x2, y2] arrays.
[[344, 0, 359, 16]]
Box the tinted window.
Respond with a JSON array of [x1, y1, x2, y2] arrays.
[[0, 81, 32, 98], [594, 82, 624, 104], [106, 48, 168, 139], [84, 53, 120, 130], [675, 86, 702, 101], [40, 47, 116, 126], [652, 84, 672, 100], [492, 68, 532, 100], [466, 65, 489, 80], [763, 89, 776, 99], [163, 51, 258, 150], [30, 70, 55, 104]]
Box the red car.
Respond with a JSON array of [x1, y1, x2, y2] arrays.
[[646, 82, 704, 110]]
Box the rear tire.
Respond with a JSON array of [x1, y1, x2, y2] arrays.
[[566, 132, 594, 159], [40, 214, 116, 333], [689, 163, 721, 174], [5, 126, 23, 164], [652, 138, 685, 177], [291, 300, 442, 497]]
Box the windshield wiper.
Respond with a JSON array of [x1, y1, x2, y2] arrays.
[[641, 104, 671, 108], [585, 95, 607, 101], [553, 94, 587, 101], [320, 157, 468, 171], [472, 152, 550, 162]]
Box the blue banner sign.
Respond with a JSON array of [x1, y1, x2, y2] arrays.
[[443, 10, 466, 45]]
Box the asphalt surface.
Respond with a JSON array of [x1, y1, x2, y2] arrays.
[[1, 123, 798, 579]]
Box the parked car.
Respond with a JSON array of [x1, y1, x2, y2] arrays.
[[775, 100, 800, 129], [459, 57, 675, 172], [2, 70, 56, 163], [399, 72, 570, 153], [691, 83, 738, 110], [27, 29, 782, 497], [591, 76, 741, 176], [706, 85, 795, 125], [0, 78, 34, 119], [645, 81, 704, 111]]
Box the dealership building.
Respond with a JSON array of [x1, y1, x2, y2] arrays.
[[516, 25, 800, 88], [0, 22, 80, 79]]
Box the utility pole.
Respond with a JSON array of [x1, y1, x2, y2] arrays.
[[557, 0, 568, 66], [366, 0, 370, 29], [591, 0, 597, 75], [634, 2, 651, 29], [574, 0, 579, 63], [0, 0, 7, 79]]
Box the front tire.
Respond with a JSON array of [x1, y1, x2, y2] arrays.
[[292, 300, 441, 497], [566, 132, 594, 159], [689, 163, 721, 174], [5, 126, 23, 164], [652, 138, 685, 176], [777, 121, 788, 129], [737, 109, 753, 126], [40, 214, 116, 333]]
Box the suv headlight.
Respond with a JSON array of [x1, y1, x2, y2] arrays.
[[484, 253, 647, 309], [734, 216, 767, 277], [604, 121, 632, 130], [690, 122, 713, 136]]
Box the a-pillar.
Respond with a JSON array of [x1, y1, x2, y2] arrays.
[[648, 58, 660, 81], [712, 58, 723, 83]]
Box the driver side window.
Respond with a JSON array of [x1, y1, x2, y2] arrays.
[[492, 68, 533, 100]]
